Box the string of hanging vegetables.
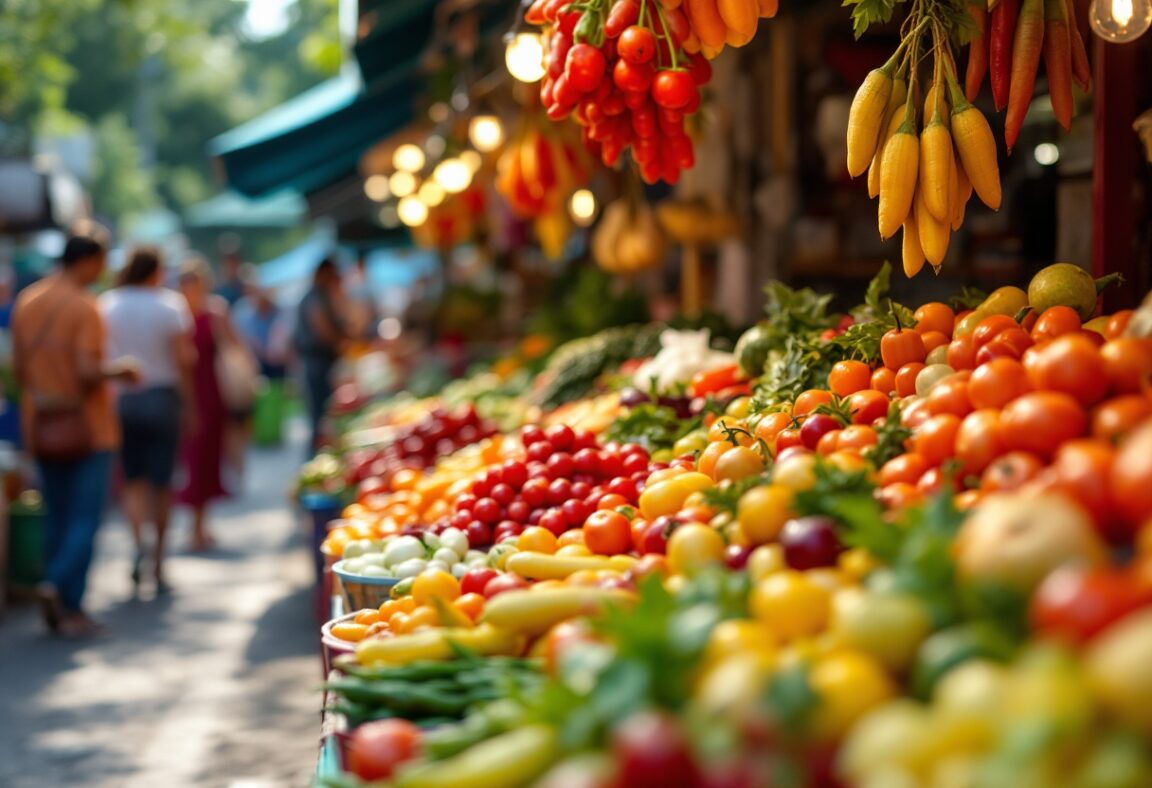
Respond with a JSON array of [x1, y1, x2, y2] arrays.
[[845, 0, 1093, 278]]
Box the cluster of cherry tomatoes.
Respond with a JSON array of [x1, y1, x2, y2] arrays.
[[528, 0, 712, 184]]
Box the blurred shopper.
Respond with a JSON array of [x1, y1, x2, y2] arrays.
[[100, 247, 195, 592], [293, 258, 348, 453], [177, 258, 235, 550], [235, 286, 288, 380], [344, 252, 379, 341], [12, 224, 140, 636], [214, 244, 245, 307]]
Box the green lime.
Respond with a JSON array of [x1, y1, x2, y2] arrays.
[[1028, 263, 1098, 321]]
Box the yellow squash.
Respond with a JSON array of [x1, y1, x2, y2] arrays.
[[877, 122, 920, 239], [847, 66, 896, 177]]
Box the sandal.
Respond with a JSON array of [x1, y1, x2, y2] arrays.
[[58, 614, 110, 640]]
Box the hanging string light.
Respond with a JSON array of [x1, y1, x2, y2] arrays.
[[418, 180, 446, 208], [468, 115, 505, 152], [389, 171, 417, 198], [392, 144, 426, 173], [569, 189, 598, 226], [433, 158, 473, 193], [397, 195, 429, 227], [505, 32, 546, 83], [1090, 0, 1152, 41], [364, 175, 391, 202]]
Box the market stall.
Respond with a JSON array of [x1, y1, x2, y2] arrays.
[[233, 0, 1152, 785]]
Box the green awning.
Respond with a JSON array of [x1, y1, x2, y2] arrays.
[[185, 189, 306, 228], [208, 69, 415, 198]]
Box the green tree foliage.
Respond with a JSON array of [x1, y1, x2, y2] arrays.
[[2, 0, 340, 230]]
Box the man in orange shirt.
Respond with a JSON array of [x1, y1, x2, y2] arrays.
[[12, 224, 140, 637]]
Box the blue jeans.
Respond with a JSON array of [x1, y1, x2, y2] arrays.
[[38, 451, 113, 613]]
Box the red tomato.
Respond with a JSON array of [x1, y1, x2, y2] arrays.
[[837, 424, 878, 451], [901, 398, 933, 429], [816, 429, 842, 456], [1092, 395, 1152, 443], [617, 25, 656, 64], [482, 574, 530, 598], [1026, 334, 1109, 407], [847, 389, 890, 425], [920, 330, 951, 354], [460, 568, 499, 596], [917, 466, 961, 495], [1111, 421, 1152, 529], [1100, 338, 1152, 395], [879, 453, 930, 486], [968, 357, 1031, 410], [955, 409, 1005, 475], [912, 414, 961, 467], [999, 392, 1088, 458], [1105, 310, 1134, 339], [1031, 566, 1151, 643], [972, 315, 1019, 347], [1051, 439, 1117, 530], [613, 59, 654, 92], [754, 411, 792, 445], [875, 482, 924, 510], [584, 510, 633, 555], [775, 427, 804, 454], [347, 720, 422, 781], [980, 451, 1044, 492], [652, 70, 697, 110], [1031, 306, 1082, 343], [946, 335, 978, 370], [565, 44, 607, 92], [895, 363, 925, 398]]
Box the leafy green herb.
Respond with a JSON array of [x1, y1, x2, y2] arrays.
[[752, 335, 845, 409], [832, 262, 916, 363], [867, 401, 913, 467], [765, 663, 819, 733], [762, 281, 838, 336], [950, 285, 989, 311], [604, 403, 701, 452], [842, 0, 904, 39], [702, 472, 772, 515]]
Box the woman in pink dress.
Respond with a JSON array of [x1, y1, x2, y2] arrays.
[[177, 259, 231, 550]]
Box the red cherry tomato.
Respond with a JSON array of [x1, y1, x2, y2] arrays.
[[651, 70, 696, 110], [1031, 566, 1151, 643], [617, 25, 656, 64]]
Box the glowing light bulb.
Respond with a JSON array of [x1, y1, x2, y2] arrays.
[[1090, 0, 1152, 42], [364, 174, 390, 202], [1033, 143, 1060, 166], [505, 32, 546, 83], [433, 158, 473, 194], [460, 150, 482, 174], [389, 171, 417, 198], [469, 115, 504, 152], [569, 189, 597, 226], [392, 144, 425, 173], [418, 180, 446, 207], [397, 195, 428, 227]]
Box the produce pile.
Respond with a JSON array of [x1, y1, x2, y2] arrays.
[[316, 263, 1152, 788]]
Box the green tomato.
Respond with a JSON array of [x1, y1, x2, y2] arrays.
[[831, 588, 932, 673], [672, 431, 709, 457]]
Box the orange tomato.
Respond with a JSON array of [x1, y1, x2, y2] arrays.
[[354, 609, 382, 626], [955, 409, 1005, 474], [518, 526, 560, 554], [1092, 395, 1152, 443], [895, 363, 925, 397], [972, 315, 1019, 348], [391, 468, 421, 491], [708, 418, 753, 446], [980, 451, 1045, 492], [331, 622, 370, 642], [920, 331, 951, 354], [597, 493, 631, 511], [754, 411, 793, 445], [875, 482, 924, 510], [914, 302, 956, 336], [1100, 338, 1152, 395], [968, 357, 1031, 410], [912, 414, 962, 466], [394, 596, 417, 614], [901, 398, 933, 429], [838, 425, 878, 451], [879, 453, 930, 486], [697, 441, 729, 477], [1111, 421, 1152, 528], [917, 467, 959, 495], [881, 328, 927, 369], [871, 366, 897, 395], [453, 592, 486, 622], [925, 378, 973, 418], [713, 445, 766, 482], [816, 429, 842, 456], [558, 529, 586, 547], [999, 392, 1088, 458], [1026, 334, 1109, 407], [794, 389, 834, 416], [1051, 439, 1117, 527], [403, 606, 440, 633], [584, 510, 633, 555], [954, 489, 984, 510], [630, 518, 650, 553], [1031, 306, 1082, 343], [829, 360, 873, 397]]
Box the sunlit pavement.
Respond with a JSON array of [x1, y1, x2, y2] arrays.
[[0, 436, 321, 787]]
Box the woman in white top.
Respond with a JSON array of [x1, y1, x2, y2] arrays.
[[99, 247, 196, 592]]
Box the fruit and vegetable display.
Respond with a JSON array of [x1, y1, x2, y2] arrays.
[[310, 259, 1152, 787], [844, 0, 1093, 275]]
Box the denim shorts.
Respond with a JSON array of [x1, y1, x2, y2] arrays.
[[118, 387, 182, 486]]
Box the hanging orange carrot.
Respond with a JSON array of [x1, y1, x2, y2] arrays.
[[965, 3, 989, 101], [1005, 0, 1044, 152], [1066, 0, 1092, 91]]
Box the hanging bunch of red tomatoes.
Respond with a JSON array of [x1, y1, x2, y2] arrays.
[[526, 0, 714, 184]]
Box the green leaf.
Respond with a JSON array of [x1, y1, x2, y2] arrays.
[[842, 0, 903, 38], [765, 663, 819, 733], [949, 285, 989, 311], [604, 403, 701, 453], [702, 473, 771, 515], [866, 401, 913, 467]]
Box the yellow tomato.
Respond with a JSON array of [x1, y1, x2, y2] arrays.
[[726, 397, 753, 419], [772, 453, 817, 492], [737, 484, 794, 545], [673, 431, 710, 457], [708, 418, 753, 445], [713, 446, 766, 483], [646, 467, 688, 485], [705, 619, 776, 664], [517, 526, 559, 554], [749, 571, 831, 640], [556, 544, 592, 557], [827, 450, 871, 474], [808, 650, 897, 741], [830, 588, 931, 673], [746, 544, 785, 581], [839, 548, 880, 580], [667, 524, 726, 575], [638, 473, 713, 520], [411, 569, 461, 606]]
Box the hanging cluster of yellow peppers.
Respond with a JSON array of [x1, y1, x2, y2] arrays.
[[847, 5, 1005, 278]]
